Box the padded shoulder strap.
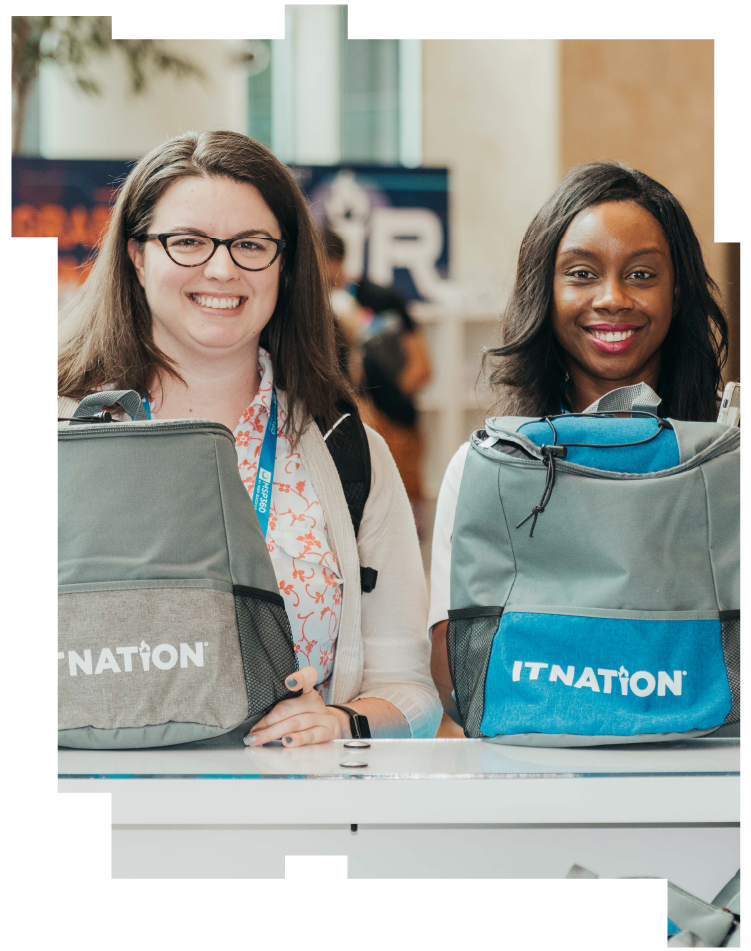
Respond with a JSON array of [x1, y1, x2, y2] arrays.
[[316, 400, 371, 539]]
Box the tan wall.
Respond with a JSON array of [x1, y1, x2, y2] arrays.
[[422, 40, 560, 298], [560, 40, 739, 379]]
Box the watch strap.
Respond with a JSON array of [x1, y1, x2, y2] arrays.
[[328, 704, 371, 739]]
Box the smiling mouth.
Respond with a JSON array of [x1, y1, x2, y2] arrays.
[[582, 324, 644, 353], [189, 293, 246, 310], [584, 326, 641, 342]]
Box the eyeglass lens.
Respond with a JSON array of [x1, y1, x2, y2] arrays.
[[165, 235, 278, 269]]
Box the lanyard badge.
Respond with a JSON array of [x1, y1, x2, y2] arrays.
[[252, 387, 278, 538]]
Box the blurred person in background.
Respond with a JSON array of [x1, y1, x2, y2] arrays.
[[58, 131, 442, 744], [320, 225, 433, 534], [320, 226, 367, 386]]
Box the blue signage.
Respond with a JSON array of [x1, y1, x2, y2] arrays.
[[12, 157, 449, 301]]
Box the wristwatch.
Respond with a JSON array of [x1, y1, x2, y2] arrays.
[[328, 704, 371, 739]]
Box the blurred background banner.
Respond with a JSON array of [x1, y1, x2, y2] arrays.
[[300, 164, 448, 302], [12, 157, 133, 291], [12, 157, 449, 305]]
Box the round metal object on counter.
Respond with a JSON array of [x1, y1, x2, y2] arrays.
[[340, 758, 369, 768], [343, 740, 371, 749]]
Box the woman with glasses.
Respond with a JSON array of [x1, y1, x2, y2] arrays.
[[58, 130, 441, 746]]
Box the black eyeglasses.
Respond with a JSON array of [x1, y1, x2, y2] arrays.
[[137, 233, 286, 271]]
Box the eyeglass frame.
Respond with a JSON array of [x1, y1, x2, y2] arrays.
[[136, 232, 287, 271]]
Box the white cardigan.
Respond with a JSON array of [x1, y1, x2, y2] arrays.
[[59, 393, 442, 738], [291, 398, 441, 738]]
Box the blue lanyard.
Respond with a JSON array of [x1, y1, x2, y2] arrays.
[[143, 388, 278, 537], [252, 387, 277, 537]]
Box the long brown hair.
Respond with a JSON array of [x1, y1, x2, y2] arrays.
[[483, 162, 727, 422], [58, 130, 353, 439]]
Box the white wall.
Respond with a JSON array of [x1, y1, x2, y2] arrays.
[[422, 40, 560, 301], [39, 40, 250, 159]]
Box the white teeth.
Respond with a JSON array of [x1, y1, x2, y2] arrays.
[[591, 329, 635, 342], [192, 295, 242, 309]]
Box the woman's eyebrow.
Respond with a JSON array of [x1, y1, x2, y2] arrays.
[[558, 246, 665, 258], [166, 227, 276, 239], [232, 229, 275, 239]]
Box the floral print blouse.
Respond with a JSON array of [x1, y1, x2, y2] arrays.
[[235, 349, 343, 689]]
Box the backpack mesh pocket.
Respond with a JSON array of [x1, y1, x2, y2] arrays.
[[447, 608, 502, 738], [233, 585, 298, 718], [720, 611, 740, 725]]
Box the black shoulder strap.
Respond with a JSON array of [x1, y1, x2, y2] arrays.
[[316, 401, 378, 593]]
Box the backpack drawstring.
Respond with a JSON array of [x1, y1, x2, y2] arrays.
[[514, 411, 666, 538], [516, 444, 566, 537]]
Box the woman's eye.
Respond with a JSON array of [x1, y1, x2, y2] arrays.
[[630, 270, 654, 280], [568, 269, 595, 280]]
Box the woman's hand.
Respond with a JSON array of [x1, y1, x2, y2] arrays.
[[244, 666, 347, 748]]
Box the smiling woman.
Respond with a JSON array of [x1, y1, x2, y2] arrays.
[[482, 161, 728, 421], [58, 130, 441, 747], [428, 161, 731, 722]]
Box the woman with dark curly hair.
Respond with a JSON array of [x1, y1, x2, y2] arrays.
[[428, 161, 729, 720]]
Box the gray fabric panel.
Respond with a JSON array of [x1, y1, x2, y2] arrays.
[[482, 727, 721, 747], [672, 420, 740, 466], [565, 864, 599, 879], [453, 450, 719, 612], [58, 721, 241, 750], [59, 428, 233, 586], [59, 423, 278, 593], [58, 588, 248, 731], [59, 579, 235, 594], [701, 446, 741, 611], [209, 427, 279, 592], [712, 870, 740, 916], [73, 389, 149, 421], [450, 446, 518, 611], [667, 881, 737, 947]]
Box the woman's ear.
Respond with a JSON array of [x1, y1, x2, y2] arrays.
[[127, 238, 146, 289]]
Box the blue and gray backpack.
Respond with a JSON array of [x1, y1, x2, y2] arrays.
[[448, 383, 740, 746]]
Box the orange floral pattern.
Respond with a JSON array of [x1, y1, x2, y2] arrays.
[[235, 349, 343, 689]]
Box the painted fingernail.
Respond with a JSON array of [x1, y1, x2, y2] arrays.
[[284, 736, 293, 744], [287, 678, 297, 688], [243, 734, 257, 747]]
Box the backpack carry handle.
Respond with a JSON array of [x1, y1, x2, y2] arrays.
[[72, 390, 149, 422], [582, 381, 663, 415]]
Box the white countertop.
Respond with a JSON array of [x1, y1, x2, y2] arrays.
[[59, 738, 739, 826], [59, 736, 739, 779]]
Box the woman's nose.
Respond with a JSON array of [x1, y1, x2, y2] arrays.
[[203, 243, 239, 279], [592, 277, 633, 313]]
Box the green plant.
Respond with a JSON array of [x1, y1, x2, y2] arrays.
[[12, 16, 206, 153]]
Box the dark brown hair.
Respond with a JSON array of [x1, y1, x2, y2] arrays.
[[58, 130, 353, 439], [483, 161, 728, 421]]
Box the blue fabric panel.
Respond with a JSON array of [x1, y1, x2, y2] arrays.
[[480, 612, 731, 737], [518, 417, 679, 473]]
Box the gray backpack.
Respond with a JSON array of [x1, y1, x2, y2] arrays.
[[448, 384, 740, 747], [566, 864, 740, 947], [58, 391, 298, 749]]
